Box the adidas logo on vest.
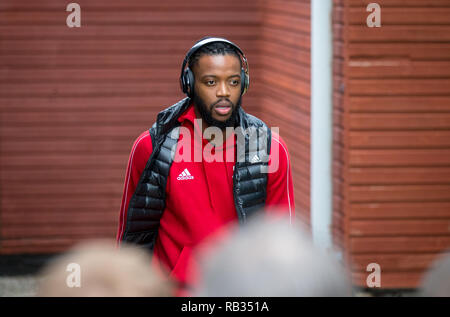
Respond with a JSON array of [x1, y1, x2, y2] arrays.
[[250, 154, 261, 164], [177, 168, 194, 180]]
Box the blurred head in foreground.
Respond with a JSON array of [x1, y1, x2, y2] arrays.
[[419, 251, 450, 297], [192, 213, 352, 297], [37, 239, 173, 297]]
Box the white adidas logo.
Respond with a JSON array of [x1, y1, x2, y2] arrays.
[[177, 168, 194, 181], [250, 154, 261, 164]]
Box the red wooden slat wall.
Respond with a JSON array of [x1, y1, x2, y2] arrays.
[[333, 0, 450, 288], [0, 0, 266, 254], [258, 0, 311, 226], [4, 0, 448, 291]]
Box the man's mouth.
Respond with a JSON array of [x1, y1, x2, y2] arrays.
[[213, 102, 232, 116]]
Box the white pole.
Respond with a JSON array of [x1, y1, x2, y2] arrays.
[[311, 0, 333, 250]]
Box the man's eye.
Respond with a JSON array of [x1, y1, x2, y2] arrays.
[[206, 80, 215, 86], [230, 79, 240, 86]]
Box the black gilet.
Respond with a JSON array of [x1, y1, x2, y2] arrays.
[[120, 97, 271, 251]]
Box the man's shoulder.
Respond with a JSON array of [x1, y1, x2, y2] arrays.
[[269, 131, 290, 160], [270, 131, 287, 147], [240, 111, 289, 154], [134, 130, 151, 144], [130, 130, 153, 159]]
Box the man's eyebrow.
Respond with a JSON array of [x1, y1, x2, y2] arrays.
[[201, 74, 241, 79]]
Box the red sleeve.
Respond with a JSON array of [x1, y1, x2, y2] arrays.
[[265, 132, 295, 223], [116, 130, 153, 244]]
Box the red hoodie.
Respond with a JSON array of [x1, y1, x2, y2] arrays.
[[116, 103, 295, 289]]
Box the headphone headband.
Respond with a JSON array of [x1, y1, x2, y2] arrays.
[[179, 37, 249, 97]]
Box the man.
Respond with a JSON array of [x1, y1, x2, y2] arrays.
[[116, 37, 295, 289], [38, 240, 174, 297], [419, 251, 450, 296], [193, 214, 351, 297]]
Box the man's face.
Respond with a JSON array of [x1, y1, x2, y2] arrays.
[[192, 54, 242, 129]]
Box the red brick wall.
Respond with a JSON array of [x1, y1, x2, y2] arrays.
[[0, 0, 264, 254], [0, 0, 313, 260], [258, 0, 311, 226], [333, 0, 450, 288]]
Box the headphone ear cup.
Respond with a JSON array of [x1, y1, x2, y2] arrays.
[[180, 71, 187, 94], [181, 69, 188, 95], [241, 68, 249, 95], [184, 68, 195, 97]]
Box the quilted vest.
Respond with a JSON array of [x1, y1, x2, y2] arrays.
[[121, 97, 272, 251]]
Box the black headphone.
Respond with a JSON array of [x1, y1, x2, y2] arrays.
[[179, 37, 250, 98]]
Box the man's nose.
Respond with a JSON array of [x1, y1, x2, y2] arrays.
[[216, 81, 230, 97]]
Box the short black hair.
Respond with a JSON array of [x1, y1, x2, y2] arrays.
[[188, 40, 242, 71]]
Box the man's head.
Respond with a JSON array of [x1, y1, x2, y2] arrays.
[[192, 214, 352, 297], [188, 40, 244, 129], [419, 251, 450, 296], [37, 239, 174, 297]]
